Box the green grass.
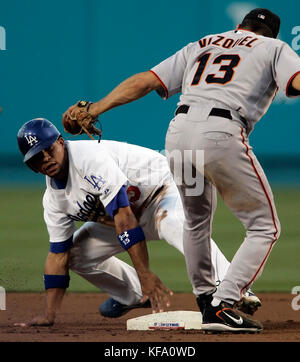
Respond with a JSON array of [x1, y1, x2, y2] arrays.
[[211, 188, 300, 292], [0, 186, 299, 293]]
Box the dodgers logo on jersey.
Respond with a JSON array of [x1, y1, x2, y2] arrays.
[[84, 175, 106, 191], [25, 134, 38, 146], [68, 192, 106, 222]]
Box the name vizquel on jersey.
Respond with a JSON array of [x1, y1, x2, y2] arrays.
[[199, 34, 258, 49]]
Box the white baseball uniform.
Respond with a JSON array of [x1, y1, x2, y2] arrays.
[[151, 29, 300, 304], [43, 140, 230, 305]]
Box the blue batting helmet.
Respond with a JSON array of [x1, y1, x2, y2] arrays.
[[17, 118, 61, 166]]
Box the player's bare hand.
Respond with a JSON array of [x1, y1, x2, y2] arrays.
[[14, 315, 54, 327], [139, 271, 173, 313]]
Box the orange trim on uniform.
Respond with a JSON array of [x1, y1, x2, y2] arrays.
[[285, 71, 300, 97], [149, 70, 169, 99], [239, 127, 279, 297], [241, 127, 278, 295]]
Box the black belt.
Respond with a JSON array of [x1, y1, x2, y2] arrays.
[[175, 105, 247, 128], [175, 105, 190, 116]]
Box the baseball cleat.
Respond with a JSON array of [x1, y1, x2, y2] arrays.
[[99, 297, 151, 318], [236, 290, 262, 315], [196, 293, 214, 314], [201, 300, 263, 333]]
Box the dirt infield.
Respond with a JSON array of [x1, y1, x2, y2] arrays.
[[0, 292, 300, 342]]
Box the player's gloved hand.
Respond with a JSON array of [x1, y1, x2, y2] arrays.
[[138, 270, 173, 314], [14, 315, 54, 327], [62, 101, 102, 141]]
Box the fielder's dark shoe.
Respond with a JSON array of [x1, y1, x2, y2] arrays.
[[201, 300, 263, 333], [196, 293, 214, 314], [99, 297, 151, 318]]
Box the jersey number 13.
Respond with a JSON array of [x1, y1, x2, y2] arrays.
[[191, 53, 241, 86]]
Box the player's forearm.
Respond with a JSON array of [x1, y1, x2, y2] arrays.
[[43, 251, 70, 323], [90, 71, 160, 116], [114, 207, 150, 274], [114, 206, 139, 234], [45, 252, 70, 274], [114, 205, 172, 312], [127, 240, 150, 275], [44, 288, 67, 323]]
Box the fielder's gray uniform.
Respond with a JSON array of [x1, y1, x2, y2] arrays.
[[151, 29, 300, 304]]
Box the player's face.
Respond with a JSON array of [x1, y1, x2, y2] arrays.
[[30, 137, 68, 179]]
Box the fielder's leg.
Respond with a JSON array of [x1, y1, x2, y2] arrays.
[[153, 182, 261, 314], [151, 182, 230, 291], [165, 111, 264, 317], [210, 126, 281, 305], [165, 115, 219, 296]]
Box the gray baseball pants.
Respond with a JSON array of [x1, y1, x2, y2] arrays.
[[165, 101, 280, 304]]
